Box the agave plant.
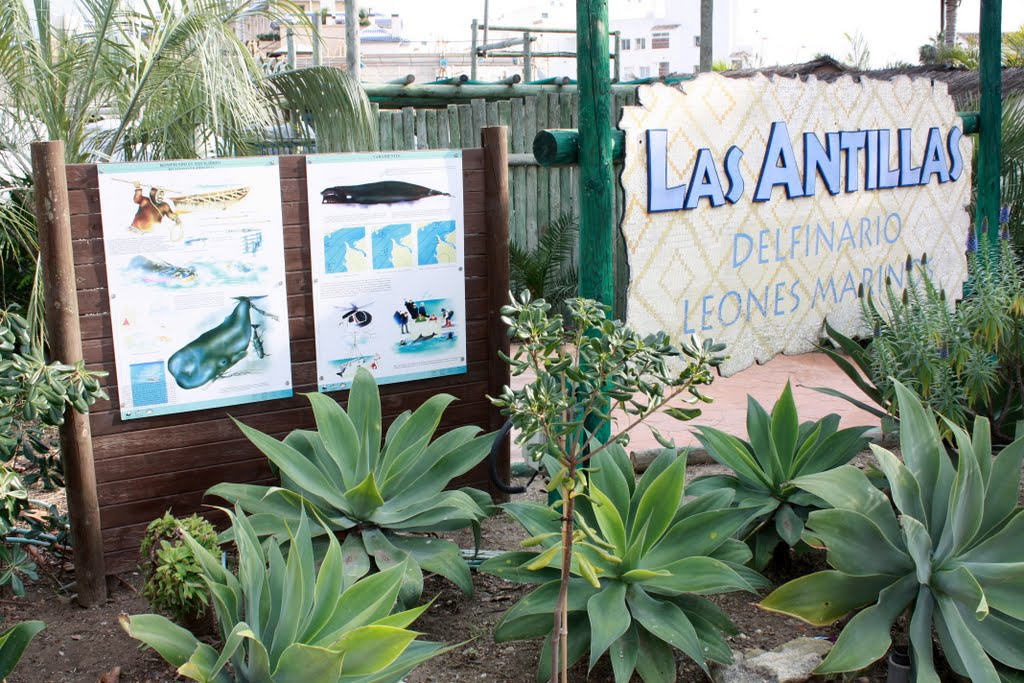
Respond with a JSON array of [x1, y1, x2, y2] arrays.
[[0, 620, 44, 680], [688, 381, 873, 570], [481, 444, 767, 683], [122, 507, 444, 683], [761, 381, 1024, 681], [208, 367, 496, 605]]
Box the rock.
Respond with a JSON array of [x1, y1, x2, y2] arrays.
[[711, 637, 833, 683]]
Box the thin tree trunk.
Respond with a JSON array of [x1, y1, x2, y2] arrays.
[[699, 0, 713, 72], [550, 481, 576, 683], [944, 0, 958, 47]]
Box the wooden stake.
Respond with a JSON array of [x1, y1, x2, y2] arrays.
[[31, 140, 107, 606], [482, 126, 512, 502]]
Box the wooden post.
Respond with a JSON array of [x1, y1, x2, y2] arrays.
[[576, 0, 614, 307], [286, 28, 296, 70], [523, 32, 533, 81], [482, 127, 511, 502], [471, 19, 479, 80], [612, 32, 621, 83], [345, 0, 360, 80], [975, 0, 1001, 240], [700, 0, 713, 72], [31, 141, 107, 606], [312, 15, 321, 67]]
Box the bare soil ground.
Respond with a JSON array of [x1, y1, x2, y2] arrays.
[[2, 451, 977, 682]]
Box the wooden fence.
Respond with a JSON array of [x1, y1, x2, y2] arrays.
[[372, 92, 636, 316], [38, 135, 510, 590]]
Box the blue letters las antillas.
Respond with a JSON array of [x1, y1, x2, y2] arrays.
[[646, 122, 965, 212]]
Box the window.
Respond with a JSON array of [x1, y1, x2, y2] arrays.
[[638, 65, 650, 78], [693, 35, 700, 47], [635, 37, 646, 49], [658, 61, 670, 76], [621, 38, 631, 50], [652, 31, 670, 49]]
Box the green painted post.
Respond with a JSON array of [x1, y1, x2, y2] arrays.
[[975, 0, 1001, 240], [576, 0, 615, 307]]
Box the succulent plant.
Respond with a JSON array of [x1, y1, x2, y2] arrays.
[[761, 381, 1024, 681]]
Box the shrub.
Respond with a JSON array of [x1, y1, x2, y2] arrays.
[[0, 306, 108, 489], [509, 213, 578, 315], [208, 368, 496, 605], [122, 507, 444, 682], [140, 512, 220, 625], [688, 381, 872, 570], [817, 239, 1024, 443], [482, 444, 766, 682], [761, 381, 1024, 681], [488, 293, 726, 682]]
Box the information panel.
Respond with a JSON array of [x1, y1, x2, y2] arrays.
[[306, 150, 467, 391], [97, 158, 292, 420]]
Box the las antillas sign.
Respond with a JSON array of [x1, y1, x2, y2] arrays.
[[619, 74, 973, 375]]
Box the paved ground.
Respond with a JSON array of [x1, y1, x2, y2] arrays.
[[508, 351, 881, 459]]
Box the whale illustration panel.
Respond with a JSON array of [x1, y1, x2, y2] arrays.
[[97, 157, 293, 419], [306, 150, 467, 391]]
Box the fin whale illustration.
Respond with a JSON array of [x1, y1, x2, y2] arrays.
[[167, 296, 266, 389], [320, 181, 451, 205]]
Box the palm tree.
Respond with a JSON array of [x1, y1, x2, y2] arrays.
[[943, 0, 961, 48], [0, 0, 376, 334]]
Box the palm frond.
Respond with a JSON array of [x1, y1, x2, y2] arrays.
[[268, 66, 377, 153]]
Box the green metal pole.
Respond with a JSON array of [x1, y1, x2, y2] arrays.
[[576, 0, 614, 307], [975, 0, 1001, 240]]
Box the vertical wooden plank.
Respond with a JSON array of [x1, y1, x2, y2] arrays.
[[481, 126, 511, 502], [510, 98, 526, 248], [471, 99, 486, 147], [425, 109, 439, 149], [548, 94, 562, 224], [415, 109, 428, 150], [497, 100, 512, 128], [402, 107, 416, 150], [438, 108, 450, 149], [561, 93, 577, 271], [32, 140, 107, 606], [459, 104, 475, 149], [524, 96, 539, 250], [379, 110, 393, 151], [448, 103, 464, 148], [392, 111, 405, 150], [535, 95, 549, 238], [486, 101, 499, 127]]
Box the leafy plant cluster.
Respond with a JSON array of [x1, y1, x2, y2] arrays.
[[209, 368, 496, 607], [141, 512, 221, 626], [124, 507, 446, 683], [0, 307, 109, 489], [486, 293, 746, 682], [509, 213, 579, 317], [820, 239, 1024, 443]]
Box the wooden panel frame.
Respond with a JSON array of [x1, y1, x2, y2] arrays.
[[63, 144, 510, 574]]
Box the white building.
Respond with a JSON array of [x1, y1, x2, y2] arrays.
[[611, 0, 736, 79]]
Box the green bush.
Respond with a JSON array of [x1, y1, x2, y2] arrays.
[[509, 213, 578, 315], [688, 381, 872, 570], [482, 444, 766, 682], [818, 239, 1024, 443], [122, 507, 444, 682], [140, 512, 220, 624], [761, 381, 1024, 681], [0, 307, 109, 489], [208, 368, 496, 605]]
